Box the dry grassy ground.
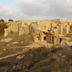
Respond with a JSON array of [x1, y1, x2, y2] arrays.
[[0, 46, 72, 72]]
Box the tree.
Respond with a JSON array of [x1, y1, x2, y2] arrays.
[[8, 19, 13, 22], [0, 19, 4, 22]]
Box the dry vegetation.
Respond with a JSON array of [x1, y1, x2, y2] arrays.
[[0, 19, 7, 37]]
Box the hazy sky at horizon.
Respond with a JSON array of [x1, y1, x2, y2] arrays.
[[0, 0, 72, 20]]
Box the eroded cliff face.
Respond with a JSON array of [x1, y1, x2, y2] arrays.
[[2, 19, 72, 47]]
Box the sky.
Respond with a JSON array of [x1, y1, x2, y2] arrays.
[[0, 0, 72, 20]]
